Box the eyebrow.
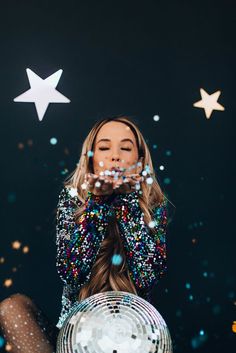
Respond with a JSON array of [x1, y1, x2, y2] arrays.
[[96, 138, 134, 145]]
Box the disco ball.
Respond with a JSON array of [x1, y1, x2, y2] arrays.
[[56, 291, 173, 353]]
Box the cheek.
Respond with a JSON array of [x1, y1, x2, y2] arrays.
[[93, 153, 109, 172]]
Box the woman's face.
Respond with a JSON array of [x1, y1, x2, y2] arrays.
[[92, 121, 143, 176]]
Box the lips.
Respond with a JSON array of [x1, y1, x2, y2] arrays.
[[110, 167, 123, 174], [110, 167, 121, 171]]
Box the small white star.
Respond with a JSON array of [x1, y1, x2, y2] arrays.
[[14, 68, 70, 121], [193, 88, 225, 119]]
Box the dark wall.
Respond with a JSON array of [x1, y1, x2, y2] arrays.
[[0, 0, 235, 352]]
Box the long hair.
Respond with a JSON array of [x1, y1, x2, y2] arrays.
[[62, 115, 166, 301]]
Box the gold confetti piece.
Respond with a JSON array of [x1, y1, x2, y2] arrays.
[[0, 257, 5, 264], [193, 88, 225, 119], [22, 246, 29, 254], [27, 139, 33, 146], [64, 147, 70, 155], [232, 321, 236, 333], [12, 241, 21, 250], [18, 142, 24, 150], [4, 279, 13, 287]]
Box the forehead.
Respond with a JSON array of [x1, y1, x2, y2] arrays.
[[95, 121, 135, 140]]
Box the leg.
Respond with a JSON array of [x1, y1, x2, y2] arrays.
[[0, 293, 59, 353]]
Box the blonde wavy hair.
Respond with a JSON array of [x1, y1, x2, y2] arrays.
[[63, 115, 166, 301]]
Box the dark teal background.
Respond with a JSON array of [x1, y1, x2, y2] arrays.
[[0, 0, 235, 351]]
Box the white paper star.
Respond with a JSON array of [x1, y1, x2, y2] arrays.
[[14, 68, 70, 121], [193, 88, 225, 119]]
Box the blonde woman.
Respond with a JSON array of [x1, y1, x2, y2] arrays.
[[0, 115, 169, 352]]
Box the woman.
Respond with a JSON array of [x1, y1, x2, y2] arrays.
[[0, 115, 169, 353]]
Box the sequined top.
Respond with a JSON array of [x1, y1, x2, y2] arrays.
[[55, 186, 168, 329]]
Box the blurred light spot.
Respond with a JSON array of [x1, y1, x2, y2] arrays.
[[0, 336, 5, 348], [232, 321, 236, 333], [199, 330, 204, 336], [99, 161, 104, 167], [50, 137, 57, 145], [159, 165, 164, 170], [176, 309, 182, 317], [142, 170, 147, 176], [7, 192, 16, 203], [4, 279, 13, 288], [146, 177, 153, 185], [87, 150, 94, 157], [228, 291, 235, 299], [164, 177, 171, 185], [188, 221, 204, 230], [212, 304, 221, 315], [12, 241, 21, 250], [95, 181, 101, 188], [22, 246, 30, 254], [203, 271, 208, 277], [148, 220, 156, 228], [185, 283, 191, 289], [81, 183, 87, 190], [191, 332, 208, 349], [112, 254, 122, 265], [189, 294, 193, 301], [5, 343, 12, 351], [18, 142, 24, 150], [135, 183, 141, 190], [165, 150, 172, 156], [202, 259, 208, 266], [153, 115, 160, 122], [27, 139, 33, 146], [144, 164, 151, 173], [61, 168, 68, 175], [153, 144, 158, 149], [0, 257, 5, 264], [64, 147, 69, 155]]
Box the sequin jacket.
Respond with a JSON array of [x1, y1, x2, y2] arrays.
[[55, 186, 168, 329]]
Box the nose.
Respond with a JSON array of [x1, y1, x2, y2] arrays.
[[112, 157, 120, 161]]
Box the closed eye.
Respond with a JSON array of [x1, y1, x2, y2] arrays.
[[98, 147, 132, 151]]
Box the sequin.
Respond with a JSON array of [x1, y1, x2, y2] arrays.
[[55, 186, 168, 329]]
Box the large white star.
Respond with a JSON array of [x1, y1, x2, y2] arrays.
[[14, 68, 70, 121], [193, 88, 225, 119]]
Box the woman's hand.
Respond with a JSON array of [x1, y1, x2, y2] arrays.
[[83, 173, 144, 196], [83, 173, 114, 196], [113, 174, 144, 194]]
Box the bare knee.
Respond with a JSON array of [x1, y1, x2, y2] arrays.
[[0, 293, 33, 318]]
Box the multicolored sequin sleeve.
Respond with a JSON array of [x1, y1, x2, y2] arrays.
[[56, 186, 113, 288], [113, 190, 168, 291]]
